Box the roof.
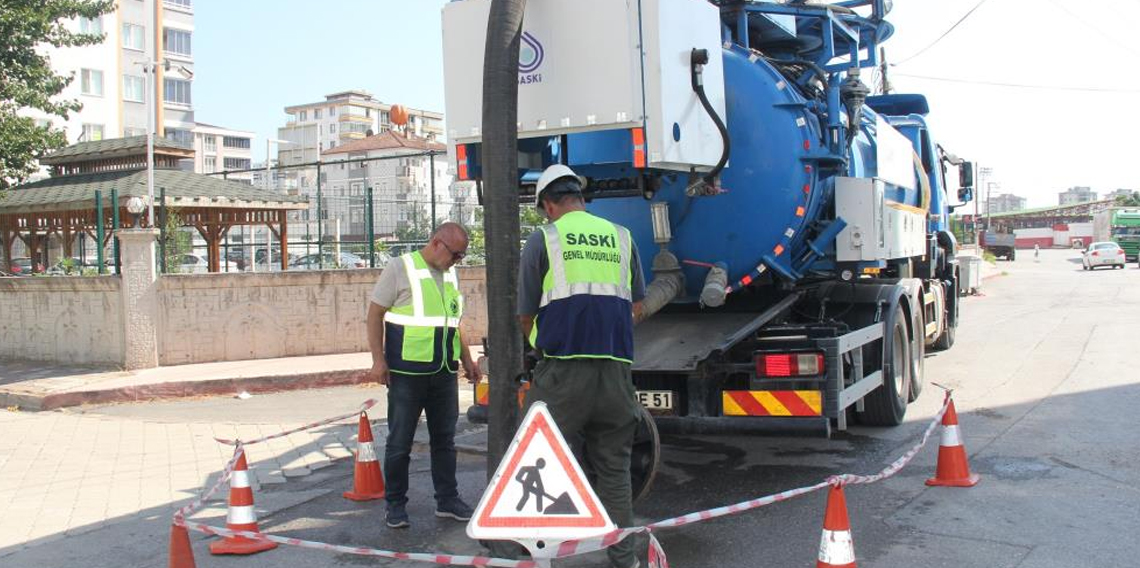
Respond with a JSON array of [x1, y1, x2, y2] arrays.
[[40, 136, 193, 165], [0, 168, 307, 214], [322, 130, 445, 156], [988, 199, 1115, 219]]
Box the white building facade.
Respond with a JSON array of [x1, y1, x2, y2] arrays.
[[320, 132, 453, 240], [1059, 186, 1098, 206], [192, 123, 253, 182], [21, 0, 197, 145]]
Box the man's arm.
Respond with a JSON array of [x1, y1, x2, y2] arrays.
[[458, 329, 481, 384], [365, 303, 390, 385], [518, 314, 535, 343]]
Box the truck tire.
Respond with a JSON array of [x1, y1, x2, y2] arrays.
[[1009, 250, 1016, 261], [630, 406, 661, 504], [909, 308, 925, 402], [861, 308, 910, 426]]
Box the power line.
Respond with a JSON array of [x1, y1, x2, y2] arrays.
[[1045, 0, 1140, 56], [895, 73, 1140, 93], [894, 0, 991, 65]]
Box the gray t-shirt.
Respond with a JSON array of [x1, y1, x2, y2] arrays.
[[517, 226, 647, 316], [370, 254, 447, 309]]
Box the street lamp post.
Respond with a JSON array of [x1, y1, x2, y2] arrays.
[[142, 57, 191, 229]]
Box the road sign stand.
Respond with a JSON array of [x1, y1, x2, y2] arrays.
[[468, 402, 615, 560]]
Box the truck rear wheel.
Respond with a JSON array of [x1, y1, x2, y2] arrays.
[[861, 308, 910, 426]]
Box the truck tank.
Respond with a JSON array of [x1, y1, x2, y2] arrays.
[[588, 46, 925, 299]]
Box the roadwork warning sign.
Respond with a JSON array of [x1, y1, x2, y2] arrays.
[[467, 402, 615, 542]]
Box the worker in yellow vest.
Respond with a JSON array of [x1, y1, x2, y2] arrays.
[[518, 165, 647, 568], [365, 222, 480, 529]]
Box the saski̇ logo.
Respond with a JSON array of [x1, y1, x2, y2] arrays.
[[519, 32, 543, 84]]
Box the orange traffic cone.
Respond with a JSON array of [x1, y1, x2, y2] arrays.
[[925, 399, 980, 487], [209, 451, 278, 555], [169, 524, 197, 568], [817, 484, 856, 568], [343, 412, 386, 501]]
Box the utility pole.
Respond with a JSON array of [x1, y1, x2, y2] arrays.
[[879, 47, 891, 94]]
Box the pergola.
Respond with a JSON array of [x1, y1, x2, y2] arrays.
[[0, 136, 308, 272]]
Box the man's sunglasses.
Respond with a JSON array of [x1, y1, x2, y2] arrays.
[[440, 240, 466, 261]]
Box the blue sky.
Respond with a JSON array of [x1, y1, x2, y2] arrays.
[[193, 0, 1140, 207], [194, 0, 451, 159]]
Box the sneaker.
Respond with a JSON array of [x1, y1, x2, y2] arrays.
[[386, 505, 410, 529], [435, 498, 474, 521]]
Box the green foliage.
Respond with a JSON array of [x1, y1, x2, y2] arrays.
[[0, 0, 114, 189], [982, 250, 997, 263], [465, 206, 546, 265], [1114, 191, 1140, 207], [160, 208, 191, 273]]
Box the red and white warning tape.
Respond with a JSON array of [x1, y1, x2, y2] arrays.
[[213, 398, 376, 446], [175, 392, 953, 568]]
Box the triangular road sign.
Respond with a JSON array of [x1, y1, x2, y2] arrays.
[[468, 402, 615, 542]]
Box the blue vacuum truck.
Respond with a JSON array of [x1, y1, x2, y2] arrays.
[[444, 0, 973, 493]]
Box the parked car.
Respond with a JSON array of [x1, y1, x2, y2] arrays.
[[292, 252, 367, 270], [176, 253, 239, 274], [9, 257, 45, 276], [1082, 241, 1126, 270]]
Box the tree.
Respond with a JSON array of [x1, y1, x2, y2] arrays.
[[1114, 191, 1140, 207], [0, 0, 114, 190]]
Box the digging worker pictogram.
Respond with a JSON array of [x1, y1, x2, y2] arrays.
[[515, 458, 548, 513], [517, 165, 648, 568]]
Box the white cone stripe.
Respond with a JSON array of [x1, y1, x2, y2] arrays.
[[940, 425, 963, 447], [818, 529, 855, 565], [227, 505, 258, 525], [230, 470, 251, 489], [356, 441, 377, 463]]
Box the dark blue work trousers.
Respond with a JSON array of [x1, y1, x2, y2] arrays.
[[383, 369, 459, 508]]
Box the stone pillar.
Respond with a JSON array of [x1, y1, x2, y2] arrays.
[[118, 229, 160, 370]]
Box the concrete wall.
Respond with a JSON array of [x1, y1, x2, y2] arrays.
[[156, 266, 488, 366], [0, 277, 123, 365], [0, 264, 488, 368]]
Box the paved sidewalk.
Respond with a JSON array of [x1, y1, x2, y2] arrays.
[[0, 352, 375, 411], [0, 388, 485, 556]]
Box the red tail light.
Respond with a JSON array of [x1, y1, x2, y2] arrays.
[[1118, 249, 1125, 255], [756, 353, 825, 377], [456, 144, 470, 181], [1092, 251, 1099, 256]]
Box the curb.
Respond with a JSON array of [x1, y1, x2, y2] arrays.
[[1, 368, 369, 411]]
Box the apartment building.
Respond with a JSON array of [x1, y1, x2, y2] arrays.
[[192, 123, 253, 182], [21, 0, 197, 145], [276, 90, 445, 168], [320, 131, 451, 240], [1058, 186, 1098, 206], [987, 193, 1027, 214]]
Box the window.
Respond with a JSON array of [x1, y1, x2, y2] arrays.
[[202, 135, 216, 151], [224, 157, 251, 170], [299, 110, 307, 121], [204, 156, 216, 172], [329, 106, 335, 116], [365, 108, 371, 117], [82, 124, 104, 141], [163, 28, 192, 56], [122, 75, 145, 102], [79, 16, 102, 35], [314, 108, 321, 119], [122, 23, 144, 50], [329, 123, 336, 134], [163, 78, 191, 105], [124, 127, 145, 137], [165, 128, 192, 146], [165, 0, 192, 9], [81, 69, 103, 96], [223, 136, 250, 149], [328, 141, 337, 149]]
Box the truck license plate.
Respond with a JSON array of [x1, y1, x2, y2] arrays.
[[638, 390, 673, 410]]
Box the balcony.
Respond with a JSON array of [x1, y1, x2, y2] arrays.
[[338, 114, 371, 124]]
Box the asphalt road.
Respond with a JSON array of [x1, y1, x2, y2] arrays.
[[7, 248, 1138, 568]]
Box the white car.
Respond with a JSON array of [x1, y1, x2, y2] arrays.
[[176, 253, 239, 274], [1081, 241, 1126, 270]]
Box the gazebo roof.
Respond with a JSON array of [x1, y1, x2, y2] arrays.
[[0, 168, 308, 214], [40, 135, 193, 165]]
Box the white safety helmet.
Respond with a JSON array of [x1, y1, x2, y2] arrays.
[[534, 164, 585, 207]]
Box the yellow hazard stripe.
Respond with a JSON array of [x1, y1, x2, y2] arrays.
[[722, 391, 823, 416]]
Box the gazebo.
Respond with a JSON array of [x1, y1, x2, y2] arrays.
[[0, 136, 308, 272]]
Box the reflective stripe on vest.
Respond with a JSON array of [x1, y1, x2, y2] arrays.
[[533, 211, 634, 362], [384, 251, 463, 375]]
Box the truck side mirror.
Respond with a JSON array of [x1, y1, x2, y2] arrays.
[[959, 161, 974, 190], [958, 187, 973, 203]]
